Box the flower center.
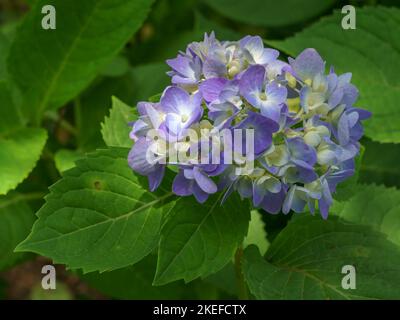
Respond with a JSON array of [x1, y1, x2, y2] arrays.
[[259, 92, 267, 101], [181, 114, 189, 123]]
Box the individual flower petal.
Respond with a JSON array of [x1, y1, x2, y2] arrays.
[[239, 65, 265, 106], [128, 138, 156, 175], [203, 57, 227, 79], [259, 82, 287, 122], [240, 35, 279, 65], [259, 187, 286, 214], [160, 86, 203, 137], [148, 165, 165, 192], [287, 137, 317, 166], [167, 54, 202, 85], [193, 166, 218, 193], [289, 48, 325, 82], [234, 111, 279, 157], [173, 171, 194, 196], [199, 78, 228, 103]]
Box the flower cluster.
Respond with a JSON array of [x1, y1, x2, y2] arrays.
[[128, 32, 370, 219]]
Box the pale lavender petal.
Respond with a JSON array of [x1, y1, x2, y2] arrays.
[[239, 65, 265, 106], [260, 188, 286, 214], [148, 165, 165, 191], [193, 184, 209, 203], [160, 86, 190, 114], [203, 57, 227, 79], [200, 78, 228, 103], [193, 167, 218, 194], [237, 178, 253, 198], [128, 138, 154, 175], [289, 48, 325, 81], [265, 82, 287, 105], [173, 171, 193, 196]]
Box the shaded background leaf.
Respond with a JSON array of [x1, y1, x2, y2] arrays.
[[202, 0, 337, 27], [8, 0, 155, 122], [243, 214, 400, 300], [0, 194, 36, 270]]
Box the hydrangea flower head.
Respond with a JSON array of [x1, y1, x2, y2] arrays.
[[128, 33, 371, 219]]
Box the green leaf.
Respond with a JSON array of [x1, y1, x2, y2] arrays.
[[79, 254, 194, 300], [130, 63, 170, 103], [54, 149, 83, 173], [0, 194, 36, 270], [194, 12, 241, 40], [266, 7, 400, 143], [0, 127, 47, 195], [243, 211, 269, 256], [0, 30, 11, 81], [332, 184, 400, 247], [202, 0, 336, 27], [0, 82, 24, 135], [100, 55, 130, 78], [243, 215, 400, 300], [16, 148, 176, 273], [8, 0, 155, 122], [360, 138, 400, 188], [203, 262, 237, 296], [154, 195, 250, 285], [101, 97, 136, 148]]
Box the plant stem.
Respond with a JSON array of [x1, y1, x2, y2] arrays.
[[0, 192, 47, 209], [234, 246, 249, 300], [44, 111, 78, 136]]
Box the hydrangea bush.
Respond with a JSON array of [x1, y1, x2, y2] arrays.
[[128, 33, 370, 219], [4, 1, 400, 301]]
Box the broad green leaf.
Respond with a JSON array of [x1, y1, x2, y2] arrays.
[[203, 262, 237, 296], [79, 254, 193, 300], [194, 12, 241, 41], [100, 55, 130, 78], [101, 97, 136, 148], [54, 149, 83, 173], [8, 0, 155, 122], [0, 31, 11, 81], [16, 148, 176, 273], [332, 184, 400, 246], [0, 82, 24, 135], [243, 211, 269, 256], [154, 195, 250, 285], [22, 0, 37, 6], [261, 210, 293, 243], [0, 127, 47, 195], [130, 63, 170, 103], [267, 7, 400, 143], [202, 0, 336, 27], [243, 215, 400, 300], [0, 21, 18, 82], [149, 12, 241, 63], [0, 194, 36, 270], [360, 138, 400, 188]]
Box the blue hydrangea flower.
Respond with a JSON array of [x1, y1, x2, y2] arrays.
[[127, 32, 371, 219], [160, 86, 203, 139], [239, 65, 287, 124]]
